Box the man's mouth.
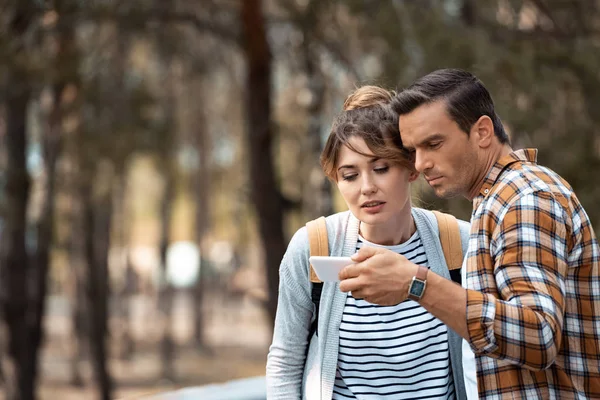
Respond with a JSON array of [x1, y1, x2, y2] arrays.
[[426, 176, 443, 184]]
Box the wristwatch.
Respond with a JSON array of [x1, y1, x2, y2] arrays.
[[407, 265, 428, 301]]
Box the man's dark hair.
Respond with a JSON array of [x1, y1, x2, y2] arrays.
[[391, 69, 510, 144]]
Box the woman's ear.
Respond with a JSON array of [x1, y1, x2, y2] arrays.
[[408, 171, 419, 182]]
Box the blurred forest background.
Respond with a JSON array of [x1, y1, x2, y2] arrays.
[[1, 0, 599, 399]]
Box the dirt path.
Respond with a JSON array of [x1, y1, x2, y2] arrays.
[[35, 345, 266, 400], [20, 292, 271, 400]]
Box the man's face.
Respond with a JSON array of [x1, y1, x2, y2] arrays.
[[399, 101, 479, 199]]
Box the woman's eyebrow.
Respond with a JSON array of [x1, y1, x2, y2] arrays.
[[337, 157, 381, 171]]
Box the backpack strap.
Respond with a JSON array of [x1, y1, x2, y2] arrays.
[[306, 216, 328, 283], [305, 217, 328, 338], [432, 210, 463, 285]]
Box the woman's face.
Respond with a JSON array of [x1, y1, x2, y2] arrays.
[[335, 136, 417, 226]]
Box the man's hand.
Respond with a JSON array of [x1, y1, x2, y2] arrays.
[[338, 246, 419, 305]]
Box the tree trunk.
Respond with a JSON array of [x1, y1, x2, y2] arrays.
[[158, 162, 176, 381], [154, 0, 178, 376], [192, 263, 207, 349], [0, 82, 33, 400], [241, 0, 286, 327], [0, 106, 4, 388], [300, 2, 333, 219], [24, 85, 62, 398], [69, 251, 86, 388], [0, 5, 36, 400], [45, 0, 87, 386], [65, 153, 86, 387], [192, 167, 208, 348], [82, 181, 113, 400], [113, 174, 135, 360], [192, 83, 209, 349], [107, 16, 136, 362], [120, 257, 136, 360]]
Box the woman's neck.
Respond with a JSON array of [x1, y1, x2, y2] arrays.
[[359, 208, 416, 246]]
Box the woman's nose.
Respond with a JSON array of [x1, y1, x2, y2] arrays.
[[361, 177, 377, 194]]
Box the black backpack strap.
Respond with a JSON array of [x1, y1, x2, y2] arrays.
[[309, 282, 323, 338], [449, 269, 461, 285]]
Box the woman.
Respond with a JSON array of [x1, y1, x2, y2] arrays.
[[266, 86, 471, 399]]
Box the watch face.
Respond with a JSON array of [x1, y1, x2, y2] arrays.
[[409, 279, 426, 297]]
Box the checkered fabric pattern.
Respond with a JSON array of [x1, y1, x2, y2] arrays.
[[464, 148, 600, 399]]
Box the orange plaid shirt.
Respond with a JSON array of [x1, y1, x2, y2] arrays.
[[465, 149, 600, 399]]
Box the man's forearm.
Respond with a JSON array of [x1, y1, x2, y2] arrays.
[[419, 271, 563, 370], [418, 271, 469, 339]]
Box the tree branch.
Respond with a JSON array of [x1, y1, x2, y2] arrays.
[[48, 7, 240, 46], [528, 0, 565, 34], [313, 33, 361, 81], [475, 13, 597, 44]]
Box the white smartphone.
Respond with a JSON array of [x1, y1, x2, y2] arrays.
[[309, 256, 355, 282]]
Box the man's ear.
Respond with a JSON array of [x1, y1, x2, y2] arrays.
[[408, 171, 419, 182], [471, 116, 494, 148]]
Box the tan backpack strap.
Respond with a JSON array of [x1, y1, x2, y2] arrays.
[[432, 211, 463, 271], [306, 217, 329, 283]]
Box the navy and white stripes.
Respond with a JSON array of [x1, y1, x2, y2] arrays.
[[333, 232, 454, 400]]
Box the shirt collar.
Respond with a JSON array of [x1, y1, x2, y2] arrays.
[[477, 148, 538, 197]]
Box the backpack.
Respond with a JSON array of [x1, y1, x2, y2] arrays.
[[306, 211, 464, 339]]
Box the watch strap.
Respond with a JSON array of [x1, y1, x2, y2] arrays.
[[415, 265, 428, 281]]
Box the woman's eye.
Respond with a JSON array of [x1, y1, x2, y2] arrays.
[[342, 174, 357, 181], [374, 166, 389, 174]]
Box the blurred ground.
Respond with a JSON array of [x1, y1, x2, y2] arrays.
[[8, 291, 271, 400]]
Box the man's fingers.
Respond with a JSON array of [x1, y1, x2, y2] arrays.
[[338, 262, 361, 281], [351, 246, 379, 262], [339, 276, 361, 293], [351, 291, 364, 301]]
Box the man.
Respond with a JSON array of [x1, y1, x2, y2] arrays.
[[339, 69, 600, 399]]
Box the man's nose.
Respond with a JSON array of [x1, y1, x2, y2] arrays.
[[414, 151, 432, 173]]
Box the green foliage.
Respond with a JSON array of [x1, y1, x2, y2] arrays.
[[2, 0, 599, 262], [333, 0, 600, 230]]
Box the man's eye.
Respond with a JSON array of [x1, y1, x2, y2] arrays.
[[429, 142, 442, 149]]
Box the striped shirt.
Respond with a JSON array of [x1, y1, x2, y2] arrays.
[[333, 232, 454, 400], [465, 148, 600, 399]]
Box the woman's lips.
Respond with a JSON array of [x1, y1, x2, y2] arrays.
[[361, 201, 385, 213]]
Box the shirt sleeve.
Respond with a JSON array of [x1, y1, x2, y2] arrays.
[[466, 191, 569, 370]]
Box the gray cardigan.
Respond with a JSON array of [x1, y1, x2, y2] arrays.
[[266, 208, 471, 400]]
